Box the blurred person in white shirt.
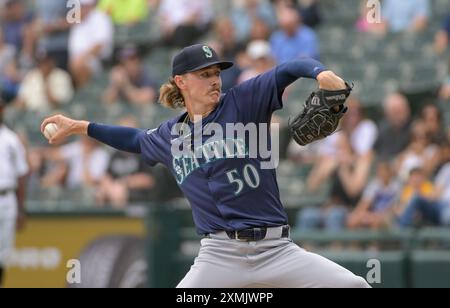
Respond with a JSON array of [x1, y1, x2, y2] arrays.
[[15, 48, 73, 112], [41, 136, 110, 197], [341, 96, 378, 157], [380, 0, 430, 34], [0, 98, 28, 286], [157, 0, 213, 47], [395, 120, 440, 182], [289, 96, 376, 192], [68, 0, 113, 88]]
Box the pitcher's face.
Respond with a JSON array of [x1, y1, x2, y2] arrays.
[[183, 65, 222, 106]]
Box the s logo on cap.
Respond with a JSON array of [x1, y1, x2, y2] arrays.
[[202, 46, 213, 58]]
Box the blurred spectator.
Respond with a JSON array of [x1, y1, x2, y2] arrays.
[[0, 26, 21, 102], [380, 0, 430, 33], [270, 6, 319, 62], [287, 136, 325, 165], [102, 45, 157, 106], [397, 183, 450, 227], [395, 166, 450, 227], [270, 0, 321, 28], [214, 16, 242, 60], [395, 120, 440, 182], [394, 167, 433, 218], [296, 202, 348, 232], [0, 26, 16, 70], [288, 132, 346, 180], [27, 146, 52, 192], [270, 0, 295, 8], [34, 0, 71, 71], [439, 82, 450, 101], [434, 13, 450, 54], [420, 103, 446, 144], [15, 49, 74, 112], [436, 141, 450, 172], [327, 133, 373, 208], [347, 161, 400, 230], [29, 148, 68, 192], [96, 116, 155, 208], [157, 0, 213, 47], [297, 133, 373, 231], [249, 16, 272, 41], [69, 0, 114, 88], [231, 0, 276, 43], [0, 0, 35, 68], [0, 97, 28, 286], [98, 0, 149, 25], [374, 93, 412, 161], [213, 16, 247, 85], [238, 40, 275, 83], [42, 136, 110, 190], [290, 135, 343, 186], [304, 98, 376, 192], [355, 0, 385, 35], [212, 17, 249, 84], [341, 96, 378, 156]]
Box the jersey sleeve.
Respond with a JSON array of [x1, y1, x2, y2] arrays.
[[230, 68, 283, 124], [138, 125, 168, 166]]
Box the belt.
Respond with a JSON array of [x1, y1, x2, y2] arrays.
[[207, 225, 290, 241], [0, 189, 13, 196]]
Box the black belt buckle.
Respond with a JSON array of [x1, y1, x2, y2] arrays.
[[226, 225, 290, 241], [226, 227, 267, 241], [281, 225, 290, 237], [249, 227, 266, 241]]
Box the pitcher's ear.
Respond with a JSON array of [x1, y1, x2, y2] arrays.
[[174, 75, 186, 90]]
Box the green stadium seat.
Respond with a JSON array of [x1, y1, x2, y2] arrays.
[[319, 0, 358, 26], [416, 227, 450, 248], [410, 250, 450, 288], [114, 21, 160, 48]]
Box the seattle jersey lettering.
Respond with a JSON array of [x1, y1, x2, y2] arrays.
[[172, 138, 247, 184]]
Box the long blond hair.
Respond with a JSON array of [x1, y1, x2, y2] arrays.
[[159, 77, 185, 109]]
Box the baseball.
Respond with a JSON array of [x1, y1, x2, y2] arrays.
[[43, 123, 58, 140]]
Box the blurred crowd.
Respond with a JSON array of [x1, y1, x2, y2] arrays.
[[0, 0, 449, 231]]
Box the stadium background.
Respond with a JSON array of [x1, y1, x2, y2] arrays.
[[1, 0, 450, 288]]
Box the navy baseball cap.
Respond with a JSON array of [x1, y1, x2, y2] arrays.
[[172, 44, 233, 77]]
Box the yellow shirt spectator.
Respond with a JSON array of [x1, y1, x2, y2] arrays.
[[398, 181, 434, 214], [98, 0, 148, 25]]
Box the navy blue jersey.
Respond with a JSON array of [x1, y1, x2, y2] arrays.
[[139, 69, 287, 234]]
